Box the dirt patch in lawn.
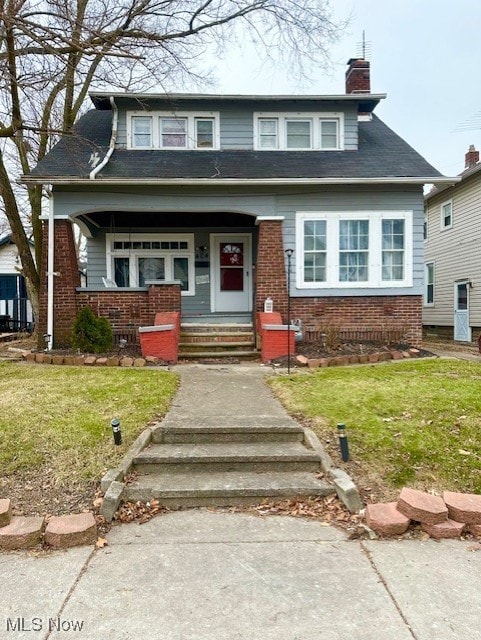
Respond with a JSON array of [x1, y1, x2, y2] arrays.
[[0, 468, 99, 517]]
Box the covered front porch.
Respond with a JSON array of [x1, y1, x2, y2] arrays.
[[39, 208, 289, 351]]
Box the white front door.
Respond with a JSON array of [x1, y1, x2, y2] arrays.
[[211, 234, 252, 312], [454, 281, 471, 341]]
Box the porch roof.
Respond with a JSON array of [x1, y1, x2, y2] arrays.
[[23, 110, 448, 185]]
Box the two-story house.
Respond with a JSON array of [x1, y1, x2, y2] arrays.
[[424, 145, 481, 343], [23, 59, 451, 353]]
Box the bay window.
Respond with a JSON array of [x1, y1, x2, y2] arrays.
[[296, 211, 412, 288], [107, 234, 195, 295]]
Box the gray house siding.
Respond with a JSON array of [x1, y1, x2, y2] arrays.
[[85, 226, 256, 315], [56, 184, 423, 310], [113, 101, 359, 151], [278, 185, 424, 297]]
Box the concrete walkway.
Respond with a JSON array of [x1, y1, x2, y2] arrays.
[[3, 362, 481, 638]]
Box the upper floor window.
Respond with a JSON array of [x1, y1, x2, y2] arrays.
[[254, 112, 343, 150], [441, 199, 453, 229], [128, 111, 219, 150], [424, 262, 434, 306], [296, 211, 412, 289]]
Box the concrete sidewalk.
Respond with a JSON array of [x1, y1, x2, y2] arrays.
[[2, 510, 481, 639], [3, 363, 481, 639]]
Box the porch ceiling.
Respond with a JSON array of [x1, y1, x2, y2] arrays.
[[78, 210, 257, 230]]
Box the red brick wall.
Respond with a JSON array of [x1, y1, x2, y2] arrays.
[[255, 220, 288, 317], [291, 295, 423, 346], [256, 312, 295, 362], [39, 220, 81, 347]]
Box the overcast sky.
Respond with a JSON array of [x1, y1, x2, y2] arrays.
[[211, 0, 481, 177]]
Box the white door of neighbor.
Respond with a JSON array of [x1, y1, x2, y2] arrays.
[[454, 281, 471, 342], [211, 235, 252, 312]]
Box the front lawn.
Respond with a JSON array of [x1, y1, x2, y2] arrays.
[[269, 359, 481, 498], [0, 363, 178, 513]]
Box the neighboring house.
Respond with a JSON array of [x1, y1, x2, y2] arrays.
[[22, 59, 452, 350], [424, 145, 481, 342], [0, 234, 34, 332]]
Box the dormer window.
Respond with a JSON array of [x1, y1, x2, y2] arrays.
[[254, 112, 343, 150], [160, 118, 187, 148], [128, 111, 219, 149], [132, 116, 152, 147]]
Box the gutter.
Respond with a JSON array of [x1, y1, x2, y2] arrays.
[[21, 176, 461, 187], [46, 196, 54, 350], [89, 96, 118, 179]]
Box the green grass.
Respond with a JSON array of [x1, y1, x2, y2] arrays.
[[269, 359, 481, 493], [0, 363, 178, 483]]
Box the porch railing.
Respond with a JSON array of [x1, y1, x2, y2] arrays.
[[0, 297, 34, 332]]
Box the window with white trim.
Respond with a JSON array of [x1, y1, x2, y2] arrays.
[[254, 112, 343, 150], [424, 262, 434, 305], [106, 234, 195, 295], [441, 199, 453, 229], [296, 211, 412, 288], [127, 112, 219, 149]]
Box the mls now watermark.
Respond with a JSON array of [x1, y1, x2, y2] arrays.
[[6, 617, 85, 632]]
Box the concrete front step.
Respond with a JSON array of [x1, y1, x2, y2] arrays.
[[178, 350, 259, 359], [123, 471, 335, 507], [133, 442, 321, 474], [179, 322, 256, 358], [154, 425, 305, 444]]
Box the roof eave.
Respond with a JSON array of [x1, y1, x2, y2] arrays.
[[21, 176, 459, 187], [89, 92, 387, 113]]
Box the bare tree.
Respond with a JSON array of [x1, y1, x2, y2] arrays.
[[0, 0, 346, 323]]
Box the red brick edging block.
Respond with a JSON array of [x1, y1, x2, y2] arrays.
[[397, 487, 448, 525], [0, 499, 12, 527], [0, 516, 44, 550], [45, 513, 97, 549]]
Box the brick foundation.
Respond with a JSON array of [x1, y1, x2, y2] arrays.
[[292, 295, 423, 347]]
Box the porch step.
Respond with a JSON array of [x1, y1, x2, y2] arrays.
[[123, 471, 335, 508], [178, 350, 259, 360], [178, 321, 257, 359], [133, 442, 321, 474]]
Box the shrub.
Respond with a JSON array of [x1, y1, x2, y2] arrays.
[[72, 307, 114, 353]]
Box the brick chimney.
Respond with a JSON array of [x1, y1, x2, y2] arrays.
[[345, 58, 370, 94], [465, 144, 479, 169]]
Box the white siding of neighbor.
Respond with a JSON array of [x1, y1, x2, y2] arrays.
[[0, 244, 19, 273], [423, 174, 481, 329]]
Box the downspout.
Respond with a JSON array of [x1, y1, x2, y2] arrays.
[[90, 96, 118, 179], [46, 195, 54, 350]]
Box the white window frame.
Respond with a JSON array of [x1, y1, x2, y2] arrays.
[[253, 112, 344, 151], [424, 262, 435, 306], [127, 111, 220, 150], [441, 199, 453, 230], [106, 233, 195, 295], [296, 211, 413, 289]]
